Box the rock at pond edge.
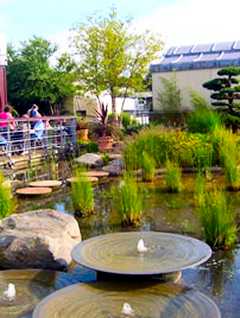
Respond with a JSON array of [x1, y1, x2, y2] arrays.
[[0, 209, 81, 270]]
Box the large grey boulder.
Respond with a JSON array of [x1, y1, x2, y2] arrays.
[[75, 153, 103, 167], [0, 209, 81, 270], [103, 159, 124, 176]]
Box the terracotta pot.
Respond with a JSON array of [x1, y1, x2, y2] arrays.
[[98, 136, 113, 152], [77, 128, 88, 141]]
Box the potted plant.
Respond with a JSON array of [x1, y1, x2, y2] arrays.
[[96, 103, 113, 151], [76, 117, 89, 141]]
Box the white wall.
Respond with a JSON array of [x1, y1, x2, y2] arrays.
[[152, 68, 221, 111]]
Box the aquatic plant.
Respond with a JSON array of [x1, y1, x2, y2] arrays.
[[112, 173, 143, 226], [0, 173, 15, 219], [141, 152, 156, 182], [164, 160, 182, 193], [197, 188, 237, 249], [71, 168, 94, 216], [194, 172, 206, 207], [186, 91, 222, 134], [123, 126, 219, 170], [219, 129, 240, 190]]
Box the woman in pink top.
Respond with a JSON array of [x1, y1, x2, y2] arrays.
[[0, 105, 15, 130]]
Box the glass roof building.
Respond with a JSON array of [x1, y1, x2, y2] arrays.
[[150, 41, 240, 73], [150, 41, 240, 111]]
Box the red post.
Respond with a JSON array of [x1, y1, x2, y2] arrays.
[[0, 66, 7, 111]]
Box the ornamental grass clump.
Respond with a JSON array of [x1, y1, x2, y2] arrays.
[[186, 92, 222, 134], [112, 173, 143, 226], [219, 129, 240, 191], [71, 169, 94, 216], [141, 152, 156, 182], [164, 160, 182, 193], [197, 188, 237, 250], [0, 173, 15, 219]]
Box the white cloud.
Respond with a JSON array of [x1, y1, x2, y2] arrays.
[[135, 0, 240, 48]]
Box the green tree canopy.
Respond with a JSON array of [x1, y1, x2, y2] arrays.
[[7, 37, 77, 115], [203, 67, 240, 116], [72, 9, 162, 115]]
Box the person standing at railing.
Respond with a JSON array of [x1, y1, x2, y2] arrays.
[[0, 105, 15, 143]]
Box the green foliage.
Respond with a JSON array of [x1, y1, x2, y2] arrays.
[[164, 160, 182, 193], [72, 8, 162, 115], [0, 174, 15, 219], [7, 37, 77, 114], [112, 173, 143, 225], [187, 92, 222, 133], [102, 153, 110, 165], [121, 112, 132, 129], [71, 168, 94, 215], [202, 66, 240, 118], [123, 127, 218, 170], [141, 152, 156, 182], [219, 129, 240, 190], [157, 76, 182, 112], [197, 188, 237, 249], [194, 172, 206, 206]]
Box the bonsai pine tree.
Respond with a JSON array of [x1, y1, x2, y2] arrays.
[[203, 67, 240, 116]]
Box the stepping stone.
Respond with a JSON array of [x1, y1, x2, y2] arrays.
[[16, 187, 52, 196], [80, 171, 109, 178], [29, 180, 62, 188], [66, 177, 98, 184]]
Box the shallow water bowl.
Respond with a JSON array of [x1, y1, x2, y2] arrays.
[[16, 187, 52, 196], [0, 269, 81, 318], [80, 171, 109, 178], [28, 180, 62, 188], [66, 176, 98, 184], [72, 232, 212, 276], [33, 281, 221, 318]]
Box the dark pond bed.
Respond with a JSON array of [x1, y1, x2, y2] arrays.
[[17, 174, 240, 318]]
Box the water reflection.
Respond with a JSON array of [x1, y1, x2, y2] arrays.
[[17, 174, 240, 317]]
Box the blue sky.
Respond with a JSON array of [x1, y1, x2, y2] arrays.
[[1, 0, 240, 49], [0, 0, 172, 43]]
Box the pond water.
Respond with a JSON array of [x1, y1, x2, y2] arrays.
[[17, 174, 240, 318]]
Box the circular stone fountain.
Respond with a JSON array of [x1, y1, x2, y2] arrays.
[[33, 281, 221, 318], [71, 232, 212, 276], [0, 269, 83, 318]]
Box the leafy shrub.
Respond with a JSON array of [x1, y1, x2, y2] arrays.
[[124, 126, 218, 170], [111, 173, 143, 226], [197, 188, 237, 249], [186, 92, 222, 133], [141, 152, 156, 182], [102, 153, 110, 165], [71, 168, 94, 215], [164, 160, 182, 193], [0, 174, 15, 219]]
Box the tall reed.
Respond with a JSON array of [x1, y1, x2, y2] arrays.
[[141, 152, 156, 182], [219, 129, 240, 190], [71, 168, 94, 216], [197, 187, 237, 249], [0, 173, 15, 219], [164, 160, 182, 193], [112, 173, 143, 226]]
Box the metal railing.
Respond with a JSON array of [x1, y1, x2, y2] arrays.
[[0, 116, 77, 166]]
